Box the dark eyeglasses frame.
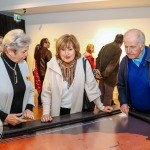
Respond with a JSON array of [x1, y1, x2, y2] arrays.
[[45, 41, 50, 44]]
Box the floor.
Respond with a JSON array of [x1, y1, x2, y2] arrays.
[[33, 92, 42, 120]]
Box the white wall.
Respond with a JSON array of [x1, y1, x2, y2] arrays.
[[22, 7, 150, 82]]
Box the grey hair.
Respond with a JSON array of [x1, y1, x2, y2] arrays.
[[124, 29, 145, 45], [2, 29, 31, 51]]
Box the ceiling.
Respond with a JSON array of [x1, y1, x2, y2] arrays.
[[2, 0, 150, 15]]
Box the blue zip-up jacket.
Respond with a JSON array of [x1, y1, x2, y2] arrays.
[[117, 46, 150, 107]]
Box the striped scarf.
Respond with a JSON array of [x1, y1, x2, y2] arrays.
[[59, 59, 77, 88]]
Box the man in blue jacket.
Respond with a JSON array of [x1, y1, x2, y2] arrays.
[[117, 28, 150, 115]]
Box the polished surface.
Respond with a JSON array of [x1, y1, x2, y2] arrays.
[[2, 106, 120, 138], [0, 112, 150, 149]]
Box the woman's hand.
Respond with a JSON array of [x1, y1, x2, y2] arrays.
[[41, 114, 52, 122], [102, 106, 113, 112], [5, 113, 27, 126], [23, 109, 34, 120]]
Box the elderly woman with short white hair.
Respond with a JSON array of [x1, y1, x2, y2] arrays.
[[0, 29, 34, 126]]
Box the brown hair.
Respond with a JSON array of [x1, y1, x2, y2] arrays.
[[56, 34, 81, 59], [86, 44, 94, 54], [114, 34, 123, 44], [40, 38, 48, 47], [34, 44, 40, 59]]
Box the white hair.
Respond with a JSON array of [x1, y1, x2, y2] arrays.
[[3, 29, 31, 51], [124, 28, 145, 45]]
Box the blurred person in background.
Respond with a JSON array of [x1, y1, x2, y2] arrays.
[[34, 38, 52, 106], [84, 44, 101, 80], [96, 34, 123, 106]]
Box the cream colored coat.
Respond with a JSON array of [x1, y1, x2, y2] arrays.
[[41, 56, 102, 117]]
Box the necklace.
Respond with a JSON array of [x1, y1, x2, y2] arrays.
[[2, 55, 18, 84]]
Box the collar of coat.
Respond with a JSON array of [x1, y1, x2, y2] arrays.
[[47, 56, 84, 76]]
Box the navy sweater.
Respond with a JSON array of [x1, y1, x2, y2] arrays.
[[128, 52, 150, 113]]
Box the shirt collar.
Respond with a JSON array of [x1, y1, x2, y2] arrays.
[[132, 48, 146, 67]]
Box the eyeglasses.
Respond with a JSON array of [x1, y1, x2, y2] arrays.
[[45, 41, 50, 44]]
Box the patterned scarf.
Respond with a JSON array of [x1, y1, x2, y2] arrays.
[[59, 59, 77, 88]]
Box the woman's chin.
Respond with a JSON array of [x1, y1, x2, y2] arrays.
[[63, 59, 73, 63]]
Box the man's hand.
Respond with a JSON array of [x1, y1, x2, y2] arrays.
[[120, 104, 129, 116]]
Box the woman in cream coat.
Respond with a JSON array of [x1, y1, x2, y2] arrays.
[[41, 34, 113, 122]]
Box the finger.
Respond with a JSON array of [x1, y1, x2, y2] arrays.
[[45, 116, 50, 122], [19, 118, 27, 123], [15, 118, 27, 124], [24, 111, 34, 118], [28, 115, 34, 120], [30, 115, 34, 119], [15, 113, 23, 117], [41, 117, 46, 122], [25, 115, 34, 120], [105, 106, 113, 111], [108, 107, 112, 110], [23, 111, 28, 116], [110, 107, 113, 111], [41, 116, 52, 122], [121, 108, 128, 115], [47, 116, 52, 121], [49, 116, 52, 121], [109, 109, 113, 112], [107, 109, 112, 112], [24, 113, 27, 118], [124, 109, 129, 116]]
